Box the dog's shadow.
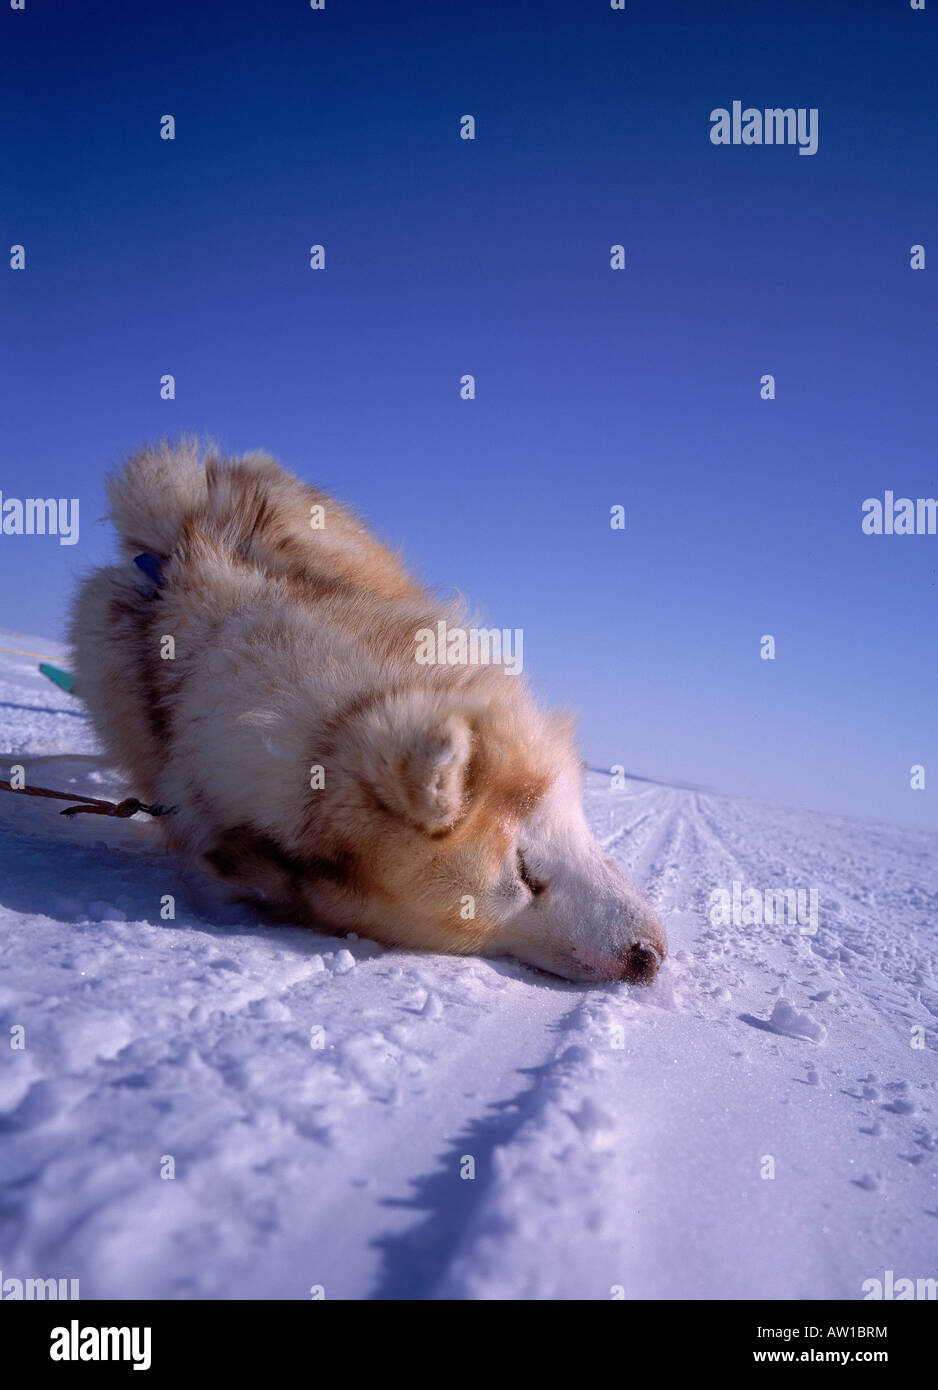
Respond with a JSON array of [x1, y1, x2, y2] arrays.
[[0, 814, 335, 956]]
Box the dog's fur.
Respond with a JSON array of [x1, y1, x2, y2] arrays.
[[70, 440, 667, 983]]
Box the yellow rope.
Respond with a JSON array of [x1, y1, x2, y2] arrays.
[[0, 645, 69, 663]]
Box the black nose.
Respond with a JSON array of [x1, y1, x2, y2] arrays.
[[621, 942, 661, 985]]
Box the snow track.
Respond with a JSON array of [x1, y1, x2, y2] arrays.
[[0, 631, 936, 1299]]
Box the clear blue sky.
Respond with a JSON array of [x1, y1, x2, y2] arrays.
[[2, 0, 936, 829]]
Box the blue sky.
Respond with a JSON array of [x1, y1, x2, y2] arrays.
[[2, 0, 937, 828]]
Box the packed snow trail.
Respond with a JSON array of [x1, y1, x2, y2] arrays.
[[0, 629, 936, 1299]]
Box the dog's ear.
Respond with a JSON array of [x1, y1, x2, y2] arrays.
[[341, 696, 473, 834], [394, 713, 472, 832]]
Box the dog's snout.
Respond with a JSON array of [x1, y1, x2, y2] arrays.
[[621, 941, 661, 985]]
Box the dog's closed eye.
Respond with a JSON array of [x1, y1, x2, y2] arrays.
[[517, 849, 547, 898]]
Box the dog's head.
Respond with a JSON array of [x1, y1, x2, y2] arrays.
[[301, 684, 667, 984]]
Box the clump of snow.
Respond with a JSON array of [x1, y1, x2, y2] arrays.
[[765, 997, 827, 1043]]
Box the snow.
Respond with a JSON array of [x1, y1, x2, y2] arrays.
[[763, 997, 828, 1043], [0, 627, 936, 1300]]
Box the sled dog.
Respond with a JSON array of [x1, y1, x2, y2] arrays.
[[70, 441, 667, 983]]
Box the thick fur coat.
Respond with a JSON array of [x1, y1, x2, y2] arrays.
[[70, 441, 667, 983]]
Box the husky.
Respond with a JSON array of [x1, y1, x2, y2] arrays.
[[70, 440, 667, 983]]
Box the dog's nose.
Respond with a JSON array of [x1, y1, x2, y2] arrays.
[[620, 941, 661, 985]]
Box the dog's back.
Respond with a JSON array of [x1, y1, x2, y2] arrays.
[[103, 437, 420, 601], [69, 440, 432, 844]]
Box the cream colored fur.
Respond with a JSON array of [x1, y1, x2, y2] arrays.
[[69, 440, 667, 983]]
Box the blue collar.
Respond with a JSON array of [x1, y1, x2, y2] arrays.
[[133, 552, 166, 589]]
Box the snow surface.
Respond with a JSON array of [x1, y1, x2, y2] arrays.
[[0, 628, 936, 1300]]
